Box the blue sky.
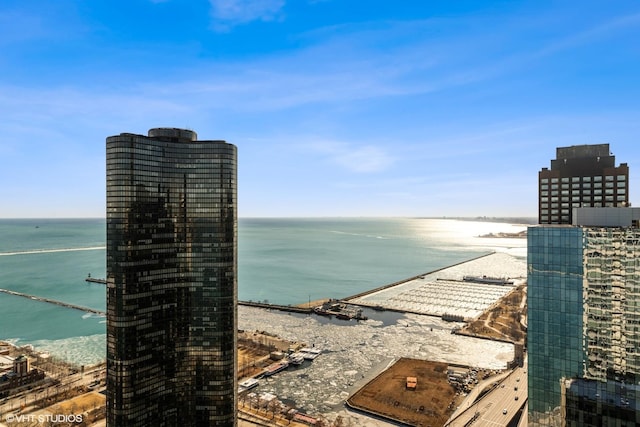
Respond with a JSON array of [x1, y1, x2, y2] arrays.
[[1, 0, 639, 218]]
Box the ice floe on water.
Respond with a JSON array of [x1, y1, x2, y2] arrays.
[[30, 334, 106, 366], [238, 305, 513, 414]]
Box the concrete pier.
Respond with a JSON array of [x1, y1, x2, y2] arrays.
[[81, 278, 315, 315], [239, 300, 312, 314], [0, 288, 105, 316]]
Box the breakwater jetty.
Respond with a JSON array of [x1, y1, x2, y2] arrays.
[[0, 288, 105, 316], [343, 251, 496, 302], [83, 278, 314, 315], [239, 300, 312, 314]]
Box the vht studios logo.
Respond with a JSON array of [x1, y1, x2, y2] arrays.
[[4, 414, 84, 424]]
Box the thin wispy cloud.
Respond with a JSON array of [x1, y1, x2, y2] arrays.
[[307, 141, 394, 173], [448, 11, 640, 87], [534, 12, 640, 58], [0, 9, 66, 45], [1, 0, 639, 217], [209, 0, 285, 31]]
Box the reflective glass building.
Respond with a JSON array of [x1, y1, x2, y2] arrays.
[[528, 209, 640, 426], [106, 128, 237, 426]]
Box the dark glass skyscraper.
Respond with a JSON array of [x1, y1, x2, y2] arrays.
[[106, 128, 237, 426]]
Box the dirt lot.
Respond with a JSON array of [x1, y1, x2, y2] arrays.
[[50, 391, 105, 414], [347, 358, 461, 427], [458, 285, 526, 343]]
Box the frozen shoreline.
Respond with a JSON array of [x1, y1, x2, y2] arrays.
[[239, 306, 514, 415], [237, 251, 526, 417]]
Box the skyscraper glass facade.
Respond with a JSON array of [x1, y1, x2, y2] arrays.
[[528, 226, 584, 426], [528, 225, 640, 426], [106, 128, 237, 426]]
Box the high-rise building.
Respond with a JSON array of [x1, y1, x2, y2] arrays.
[[106, 128, 237, 426], [528, 207, 640, 426], [538, 144, 628, 224]]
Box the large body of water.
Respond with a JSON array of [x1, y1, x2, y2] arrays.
[[0, 217, 527, 365]]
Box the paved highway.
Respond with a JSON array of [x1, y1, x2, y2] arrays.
[[446, 361, 527, 426]]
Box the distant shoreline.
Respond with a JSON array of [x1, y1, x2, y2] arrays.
[[478, 230, 527, 238], [0, 216, 538, 223]]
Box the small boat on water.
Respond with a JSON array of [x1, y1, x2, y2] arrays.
[[299, 348, 322, 360], [263, 360, 289, 376], [288, 353, 305, 365], [313, 307, 332, 316], [335, 312, 351, 320], [238, 378, 259, 392], [463, 275, 513, 285]]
